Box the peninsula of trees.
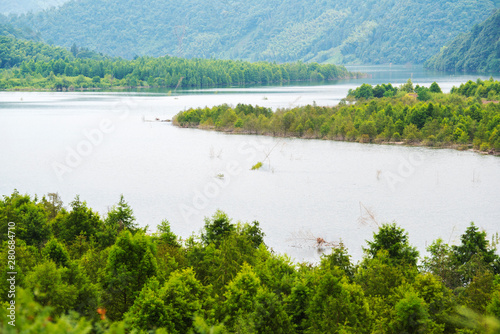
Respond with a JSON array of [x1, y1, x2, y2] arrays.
[[0, 35, 358, 91], [1, 191, 500, 333], [174, 79, 500, 154]]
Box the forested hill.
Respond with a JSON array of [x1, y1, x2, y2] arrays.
[[0, 34, 108, 69], [0, 34, 357, 91], [0, 21, 40, 41], [425, 9, 500, 72], [3, 0, 498, 64]]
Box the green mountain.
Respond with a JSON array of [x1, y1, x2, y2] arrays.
[[425, 9, 500, 72], [0, 20, 40, 41], [0, 35, 69, 68], [0, 33, 108, 69], [4, 0, 498, 64]]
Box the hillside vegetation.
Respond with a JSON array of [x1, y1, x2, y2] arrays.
[[426, 9, 500, 72], [0, 35, 357, 90], [174, 79, 500, 153], [0, 20, 40, 41], [1, 192, 500, 333], [0, 35, 108, 70], [3, 0, 498, 64]]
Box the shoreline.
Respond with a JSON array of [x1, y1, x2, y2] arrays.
[[173, 123, 500, 157], [0, 73, 367, 93]]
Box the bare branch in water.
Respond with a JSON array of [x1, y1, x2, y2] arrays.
[[286, 229, 339, 249], [358, 202, 379, 228]]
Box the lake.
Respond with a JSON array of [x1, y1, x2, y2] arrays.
[[1, 65, 499, 263]]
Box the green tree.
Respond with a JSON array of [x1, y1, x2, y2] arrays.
[[124, 277, 166, 331], [159, 268, 208, 333], [364, 223, 419, 266], [42, 239, 70, 267], [0, 288, 95, 334], [430, 82, 442, 93], [413, 273, 454, 331], [223, 263, 293, 333], [452, 223, 500, 285], [320, 243, 355, 279], [0, 191, 51, 247], [99, 195, 138, 248], [355, 83, 374, 99], [418, 87, 431, 101], [457, 271, 496, 314], [101, 231, 158, 320], [422, 239, 462, 289], [390, 290, 441, 333], [200, 210, 235, 247], [156, 219, 180, 247], [487, 288, 500, 319], [125, 269, 209, 333], [453, 223, 499, 269], [106, 195, 137, 231], [307, 272, 371, 333], [355, 250, 414, 298], [25, 261, 78, 315], [55, 196, 102, 243], [70, 43, 79, 57], [359, 120, 377, 139], [401, 78, 415, 93], [222, 263, 261, 329], [41, 192, 63, 221]]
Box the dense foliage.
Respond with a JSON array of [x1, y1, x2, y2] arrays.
[[1, 191, 499, 333], [3, 0, 497, 64], [0, 36, 356, 90], [451, 79, 500, 100], [425, 9, 500, 72], [0, 21, 40, 41], [0, 35, 107, 70], [174, 79, 500, 153]]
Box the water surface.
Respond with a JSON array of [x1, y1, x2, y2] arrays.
[[1, 65, 499, 263]]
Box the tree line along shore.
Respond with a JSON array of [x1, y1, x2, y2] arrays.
[[0, 35, 360, 91], [174, 79, 500, 155]]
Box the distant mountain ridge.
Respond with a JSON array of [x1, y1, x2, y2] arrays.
[[3, 0, 498, 64], [425, 9, 500, 72], [0, 22, 39, 41]]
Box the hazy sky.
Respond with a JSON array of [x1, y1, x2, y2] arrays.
[[0, 0, 69, 15]]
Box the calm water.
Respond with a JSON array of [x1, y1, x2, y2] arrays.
[[1, 65, 499, 263]]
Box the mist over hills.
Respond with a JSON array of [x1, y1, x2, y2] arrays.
[[3, 0, 498, 64], [0, 0, 69, 15]]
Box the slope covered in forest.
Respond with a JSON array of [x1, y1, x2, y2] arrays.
[[3, 0, 498, 64], [425, 9, 500, 72], [0, 33, 108, 69], [0, 34, 357, 90]]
